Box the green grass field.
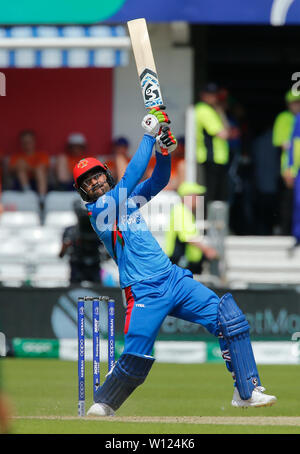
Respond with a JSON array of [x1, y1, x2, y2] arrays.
[[2, 358, 300, 434]]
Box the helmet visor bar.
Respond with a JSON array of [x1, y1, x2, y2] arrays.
[[81, 171, 105, 189]]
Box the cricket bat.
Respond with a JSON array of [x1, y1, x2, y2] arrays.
[[127, 18, 169, 155]]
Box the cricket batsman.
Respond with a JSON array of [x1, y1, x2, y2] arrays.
[[73, 106, 277, 416]]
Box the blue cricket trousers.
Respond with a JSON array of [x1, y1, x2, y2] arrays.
[[123, 264, 220, 357]]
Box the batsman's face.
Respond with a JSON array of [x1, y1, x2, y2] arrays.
[[82, 171, 110, 199]]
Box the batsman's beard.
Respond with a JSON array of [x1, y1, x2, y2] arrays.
[[89, 182, 108, 199]]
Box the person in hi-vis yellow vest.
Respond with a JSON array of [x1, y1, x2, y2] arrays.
[[165, 182, 218, 275], [195, 83, 230, 204], [272, 89, 300, 234]]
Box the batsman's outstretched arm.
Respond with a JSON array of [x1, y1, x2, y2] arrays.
[[136, 150, 171, 199], [130, 127, 177, 203], [89, 108, 172, 215]]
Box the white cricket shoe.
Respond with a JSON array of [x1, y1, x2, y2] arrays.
[[232, 386, 277, 408], [87, 402, 115, 417]]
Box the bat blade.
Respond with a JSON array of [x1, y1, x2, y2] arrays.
[[127, 18, 164, 109]]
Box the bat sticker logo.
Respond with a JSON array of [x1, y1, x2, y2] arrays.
[[140, 68, 163, 108], [144, 82, 160, 102]]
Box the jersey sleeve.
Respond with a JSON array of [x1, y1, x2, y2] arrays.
[[129, 151, 171, 205], [87, 134, 156, 220]]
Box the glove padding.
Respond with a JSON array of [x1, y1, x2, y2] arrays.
[[141, 105, 171, 137], [156, 127, 177, 155]]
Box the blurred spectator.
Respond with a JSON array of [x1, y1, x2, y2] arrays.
[[217, 88, 246, 157], [220, 92, 254, 235], [165, 182, 218, 275], [214, 87, 257, 236], [55, 133, 88, 190], [145, 136, 186, 190], [252, 128, 281, 235], [102, 137, 130, 183], [287, 113, 300, 244], [228, 151, 256, 236], [272, 89, 300, 234], [195, 83, 230, 206], [9, 130, 49, 203], [59, 200, 102, 284]]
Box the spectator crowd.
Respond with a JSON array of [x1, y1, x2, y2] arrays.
[[1, 83, 300, 245], [194, 82, 300, 243], [0, 131, 134, 208]]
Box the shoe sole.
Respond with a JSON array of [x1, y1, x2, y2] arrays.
[[87, 409, 115, 417], [232, 399, 277, 408]]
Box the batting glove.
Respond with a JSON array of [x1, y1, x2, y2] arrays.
[[156, 127, 177, 155], [141, 105, 171, 137]]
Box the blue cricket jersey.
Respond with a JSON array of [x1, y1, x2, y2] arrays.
[[86, 134, 173, 288]]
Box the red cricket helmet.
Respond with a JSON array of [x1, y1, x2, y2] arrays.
[[73, 157, 115, 202]]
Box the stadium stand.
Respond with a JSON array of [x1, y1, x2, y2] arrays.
[[44, 211, 77, 230], [43, 191, 82, 213], [0, 263, 28, 286], [1, 189, 300, 288], [19, 226, 60, 246], [30, 262, 70, 287], [0, 239, 28, 263], [1, 190, 41, 213], [0, 211, 41, 229], [225, 236, 300, 286], [43, 191, 81, 229]]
